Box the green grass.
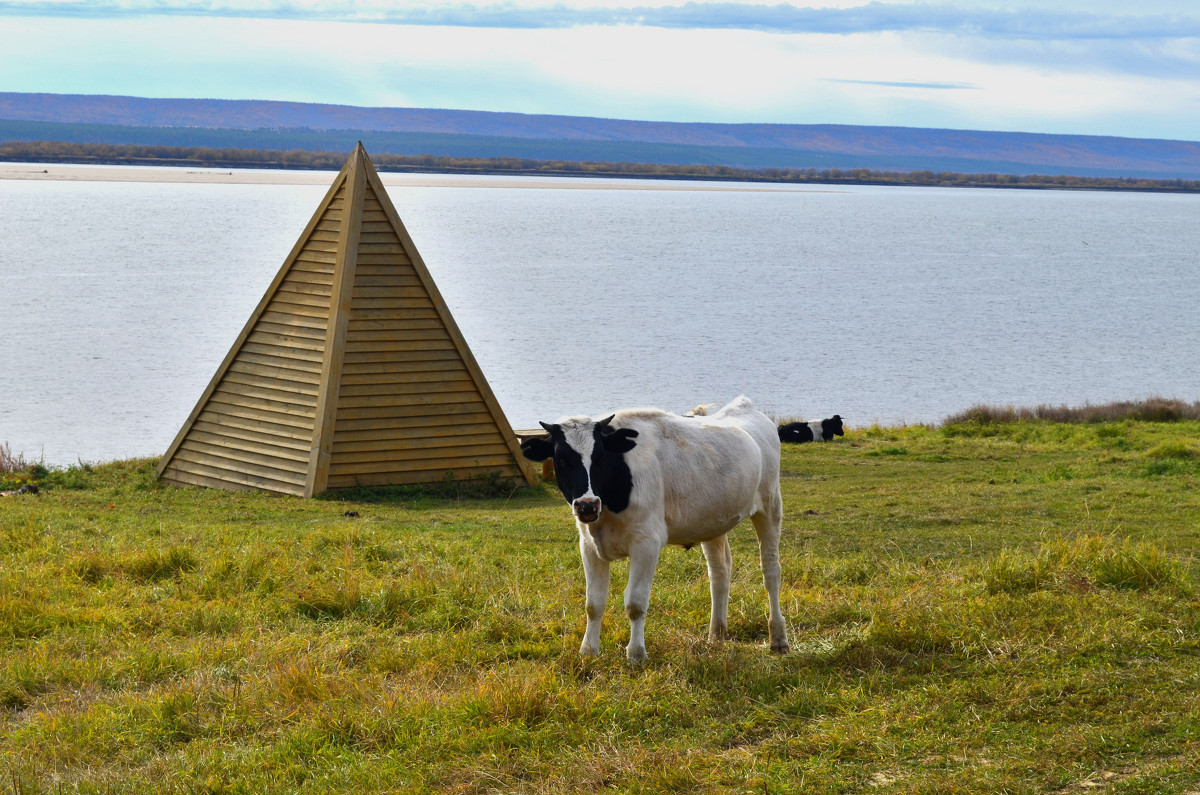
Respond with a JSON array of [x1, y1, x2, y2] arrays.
[[2, 420, 1200, 793]]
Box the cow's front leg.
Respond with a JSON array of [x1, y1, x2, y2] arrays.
[[624, 540, 663, 664], [579, 536, 611, 656], [701, 534, 732, 642]]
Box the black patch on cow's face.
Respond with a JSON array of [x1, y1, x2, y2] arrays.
[[533, 416, 638, 518], [822, 415, 845, 440], [778, 422, 814, 444]]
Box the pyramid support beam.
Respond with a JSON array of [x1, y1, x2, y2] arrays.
[[157, 144, 537, 495]]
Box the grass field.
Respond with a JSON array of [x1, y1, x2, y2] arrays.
[[2, 416, 1199, 793]]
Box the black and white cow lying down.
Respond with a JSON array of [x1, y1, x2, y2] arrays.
[[778, 415, 844, 444], [520, 395, 788, 664]]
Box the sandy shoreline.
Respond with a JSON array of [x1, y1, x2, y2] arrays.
[[0, 161, 836, 192]]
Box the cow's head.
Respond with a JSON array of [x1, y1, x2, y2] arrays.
[[520, 414, 639, 523], [823, 415, 845, 438]]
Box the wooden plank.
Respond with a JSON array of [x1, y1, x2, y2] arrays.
[[332, 410, 496, 434], [347, 308, 442, 323], [329, 453, 517, 477], [254, 320, 327, 343], [247, 329, 327, 353], [166, 456, 307, 495], [262, 299, 330, 320], [337, 377, 474, 398], [344, 329, 450, 345], [332, 400, 488, 422], [358, 232, 403, 245], [201, 398, 316, 431], [222, 369, 321, 397], [295, 250, 338, 266], [265, 290, 329, 309], [259, 309, 328, 331], [210, 386, 318, 417], [357, 242, 408, 256], [349, 295, 437, 310], [162, 467, 259, 493], [182, 436, 309, 470], [325, 465, 519, 490], [332, 420, 500, 444], [174, 446, 308, 486], [355, 254, 414, 267], [289, 260, 336, 275], [338, 371, 472, 390], [227, 359, 322, 389], [350, 286, 432, 301], [338, 363, 468, 382], [344, 317, 446, 333], [332, 435, 507, 458], [277, 280, 333, 298], [240, 341, 324, 365], [335, 390, 482, 410], [308, 230, 340, 243], [185, 430, 310, 465], [339, 348, 463, 366], [301, 239, 341, 255], [307, 142, 367, 497], [192, 417, 312, 448], [341, 339, 458, 354], [235, 349, 323, 374]]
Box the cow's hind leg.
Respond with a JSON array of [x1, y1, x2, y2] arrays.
[[579, 536, 611, 656], [751, 491, 789, 653], [701, 534, 732, 642], [624, 539, 663, 665]]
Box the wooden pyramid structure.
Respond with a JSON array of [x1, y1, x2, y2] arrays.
[[157, 144, 537, 496]]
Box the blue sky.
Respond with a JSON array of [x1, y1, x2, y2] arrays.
[[2, 0, 1198, 140]]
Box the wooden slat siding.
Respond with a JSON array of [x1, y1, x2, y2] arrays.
[[333, 421, 500, 444], [201, 398, 315, 430], [155, 158, 353, 491], [333, 410, 497, 434], [360, 165, 538, 486], [180, 437, 310, 472], [227, 359, 324, 387], [165, 457, 307, 496], [330, 454, 519, 478], [338, 375, 473, 396], [221, 370, 321, 398], [185, 429, 308, 462], [254, 321, 326, 343], [170, 448, 308, 488], [234, 350, 322, 374], [326, 465, 519, 490], [306, 144, 368, 497], [332, 435, 510, 459], [191, 419, 311, 450]]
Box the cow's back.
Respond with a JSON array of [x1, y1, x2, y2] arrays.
[[616, 396, 780, 543]]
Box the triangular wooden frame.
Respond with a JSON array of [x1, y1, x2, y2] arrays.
[[157, 144, 537, 496]]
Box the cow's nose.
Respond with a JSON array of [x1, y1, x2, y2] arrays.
[[573, 497, 602, 523]]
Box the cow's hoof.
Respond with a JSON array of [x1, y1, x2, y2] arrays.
[[625, 646, 648, 665], [771, 642, 790, 654], [579, 644, 600, 657]]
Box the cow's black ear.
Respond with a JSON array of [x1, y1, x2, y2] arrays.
[[602, 427, 639, 454], [521, 436, 555, 462]]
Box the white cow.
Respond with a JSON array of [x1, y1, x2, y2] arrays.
[[520, 395, 789, 664]]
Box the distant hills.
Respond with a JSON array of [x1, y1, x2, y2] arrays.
[[2, 92, 1199, 179]]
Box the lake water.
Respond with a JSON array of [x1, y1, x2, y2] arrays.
[[2, 168, 1198, 466]]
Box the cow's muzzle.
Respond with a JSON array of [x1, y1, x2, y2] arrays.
[[573, 497, 602, 524]]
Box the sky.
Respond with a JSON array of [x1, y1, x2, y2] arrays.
[[1, 0, 1198, 140]]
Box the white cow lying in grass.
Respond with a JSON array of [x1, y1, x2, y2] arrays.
[[520, 395, 789, 664]]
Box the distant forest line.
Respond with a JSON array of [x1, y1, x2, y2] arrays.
[[4, 140, 1200, 193]]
